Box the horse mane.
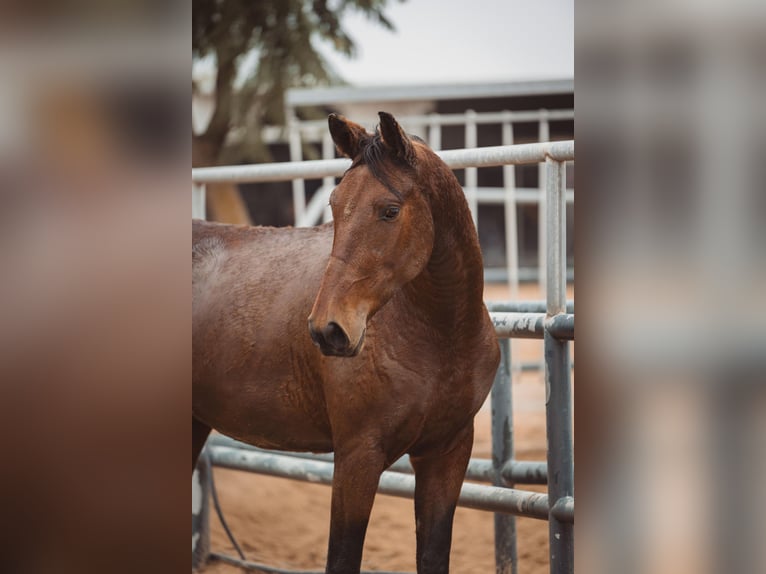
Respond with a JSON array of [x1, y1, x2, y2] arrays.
[[348, 129, 424, 200]]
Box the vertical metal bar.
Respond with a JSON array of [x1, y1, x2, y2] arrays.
[[465, 109, 478, 228], [288, 109, 307, 226], [545, 158, 573, 574], [546, 159, 567, 313], [322, 132, 335, 223], [501, 113, 518, 300], [538, 110, 550, 294], [192, 182, 206, 220], [192, 448, 211, 570], [501, 115, 523, 378], [429, 112, 442, 151], [491, 339, 517, 574]]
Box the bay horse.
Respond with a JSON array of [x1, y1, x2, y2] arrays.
[[192, 112, 500, 574]]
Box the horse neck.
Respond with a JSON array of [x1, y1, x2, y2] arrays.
[[404, 167, 486, 334]]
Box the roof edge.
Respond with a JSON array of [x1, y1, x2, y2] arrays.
[[286, 79, 574, 107]]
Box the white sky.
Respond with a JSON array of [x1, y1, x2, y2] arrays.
[[316, 0, 574, 85]]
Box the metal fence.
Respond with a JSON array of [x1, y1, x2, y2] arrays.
[[192, 140, 574, 574]]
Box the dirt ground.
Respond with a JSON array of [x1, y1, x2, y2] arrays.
[[198, 283, 572, 574]]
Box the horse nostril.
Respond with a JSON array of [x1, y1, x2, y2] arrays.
[[308, 326, 321, 346], [323, 322, 349, 351], [309, 320, 352, 355]]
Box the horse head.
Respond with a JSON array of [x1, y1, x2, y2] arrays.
[[308, 112, 435, 357]]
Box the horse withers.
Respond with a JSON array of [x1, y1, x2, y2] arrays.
[[192, 111, 500, 574]]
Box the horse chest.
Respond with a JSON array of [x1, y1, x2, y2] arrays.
[[378, 343, 487, 431], [411, 329, 499, 444]]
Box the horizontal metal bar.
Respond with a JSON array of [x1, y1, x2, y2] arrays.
[[437, 141, 574, 169], [209, 446, 550, 520], [192, 158, 351, 185], [504, 460, 550, 484], [484, 267, 574, 283], [486, 300, 574, 313], [191, 142, 574, 184], [467, 458, 549, 485], [469, 187, 574, 205], [490, 313, 575, 340], [458, 482, 549, 520], [491, 313, 545, 339], [206, 435, 548, 485], [207, 435, 333, 461]]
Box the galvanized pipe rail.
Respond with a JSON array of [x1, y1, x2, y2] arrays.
[[491, 312, 574, 340], [191, 140, 574, 184], [206, 434, 549, 486], [210, 446, 558, 522], [486, 300, 574, 314], [544, 157, 574, 574]]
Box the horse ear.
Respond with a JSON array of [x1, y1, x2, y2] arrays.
[[378, 111, 416, 166], [328, 113, 368, 159]]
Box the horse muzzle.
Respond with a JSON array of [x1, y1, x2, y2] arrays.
[[308, 319, 365, 357]]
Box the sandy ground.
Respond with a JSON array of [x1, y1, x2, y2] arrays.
[[197, 283, 572, 574]]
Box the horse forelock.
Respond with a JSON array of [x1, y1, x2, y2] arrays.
[[347, 130, 422, 201]]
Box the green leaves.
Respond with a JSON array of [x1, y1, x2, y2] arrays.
[[193, 0, 399, 164]]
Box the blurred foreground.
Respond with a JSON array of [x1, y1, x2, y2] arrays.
[[577, 3, 766, 574], [0, 5, 190, 573]]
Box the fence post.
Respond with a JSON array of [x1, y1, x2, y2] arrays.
[[545, 158, 573, 574], [192, 183, 206, 220], [537, 110, 550, 292], [465, 109, 478, 228], [491, 339, 517, 574], [428, 112, 442, 151], [322, 131, 335, 223], [501, 113, 518, 300], [192, 448, 211, 571], [287, 109, 307, 226]]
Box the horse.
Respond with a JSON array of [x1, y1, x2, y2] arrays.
[[192, 111, 500, 574]]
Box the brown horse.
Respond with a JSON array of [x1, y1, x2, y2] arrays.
[[192, 112, 500, 574]]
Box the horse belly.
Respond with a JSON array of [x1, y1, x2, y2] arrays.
[[193, 309, 334, 451], [193, 232, 334, 452], [193, 367, 333, 452]]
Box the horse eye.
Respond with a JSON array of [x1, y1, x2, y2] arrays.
[[381, 206, 400, 221]]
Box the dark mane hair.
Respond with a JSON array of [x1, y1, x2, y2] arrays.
[[347, 128, 422, 200]]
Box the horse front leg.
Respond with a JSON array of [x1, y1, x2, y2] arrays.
[[410, 425, 474, 574], [325, 446, 386, 574]]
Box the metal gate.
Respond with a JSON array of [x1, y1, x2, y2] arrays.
[[192, 139, 574, 574]]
